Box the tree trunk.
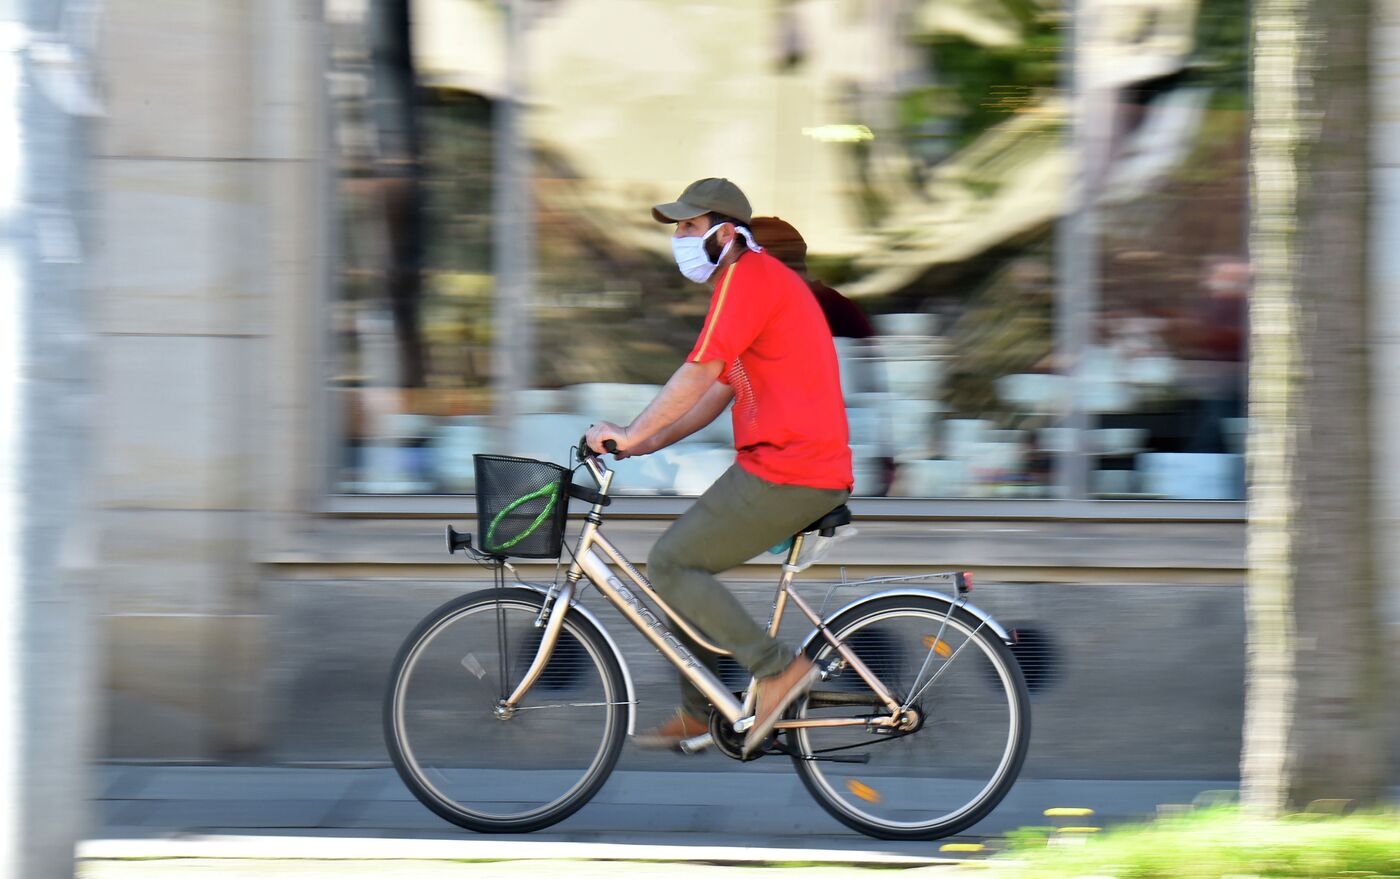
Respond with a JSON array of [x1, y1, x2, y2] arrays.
[[1242, 0, 1391, 813]]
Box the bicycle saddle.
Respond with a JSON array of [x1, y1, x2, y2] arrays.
[[800, 504, 852, 537]]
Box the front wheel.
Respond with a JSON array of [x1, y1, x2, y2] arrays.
[[384, 589, 628, 833], [788, 596, 1030, 840]]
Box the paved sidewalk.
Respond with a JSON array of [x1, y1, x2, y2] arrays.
[[89, 763, 1239, 864]]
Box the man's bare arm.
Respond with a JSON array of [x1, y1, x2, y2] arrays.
[[587, 360, 724, 454], [633, 380, 735, 455], [628, 360, 725, 445]]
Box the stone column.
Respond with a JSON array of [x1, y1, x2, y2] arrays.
[[1372, 0, 1400, 772], [95, 0, 319, 758]]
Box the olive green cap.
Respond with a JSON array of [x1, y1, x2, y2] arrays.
[[651, 177, 753, 225]]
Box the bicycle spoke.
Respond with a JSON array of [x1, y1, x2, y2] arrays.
[[905, 602, 958, 703], [905, 619, 987, 706]]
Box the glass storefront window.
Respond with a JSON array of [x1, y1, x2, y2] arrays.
[[328, 0, 498, 493], [327, 0, 1247, 500], [1086, 0, 1249, 499]]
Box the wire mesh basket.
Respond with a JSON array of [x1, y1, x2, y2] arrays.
[[473, 454, 571, 559]]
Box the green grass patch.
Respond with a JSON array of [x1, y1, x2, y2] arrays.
[[994, 807, 1400, 879]]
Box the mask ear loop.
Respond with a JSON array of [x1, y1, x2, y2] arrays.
[[732, 225, 764, 253], [707, 223, 766, 267]]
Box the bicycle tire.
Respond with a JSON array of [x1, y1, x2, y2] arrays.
[[788, 595, 1030, 840], [384, 589, 628, 833]]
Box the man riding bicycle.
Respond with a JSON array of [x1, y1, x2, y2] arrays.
[[585, 178, 853, 756]]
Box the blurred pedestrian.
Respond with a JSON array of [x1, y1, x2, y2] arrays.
[[1184, 257, 1249, 453], [750, 216, 875, 339], [752, 216, 893, 494]]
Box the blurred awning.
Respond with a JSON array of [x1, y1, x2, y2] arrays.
[[405, 0, 1206, 292], [412, 0, 506, 97], [846, 97, 1070, 298], [914, 0, 1024, 47]]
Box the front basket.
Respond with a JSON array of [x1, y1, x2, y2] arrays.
[[473, 454, 571, 559]]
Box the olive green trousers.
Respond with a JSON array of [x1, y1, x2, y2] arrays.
[[645, 464, 849, 720]]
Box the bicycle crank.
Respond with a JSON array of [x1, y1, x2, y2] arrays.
[[708, 710, 754, 761]]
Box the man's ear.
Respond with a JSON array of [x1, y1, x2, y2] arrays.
[[715, 223, 736, 245]]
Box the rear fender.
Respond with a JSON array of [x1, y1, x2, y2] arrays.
[[798, 587, 1013, 655]]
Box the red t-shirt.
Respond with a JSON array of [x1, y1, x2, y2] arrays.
[[687, 250, 853, 490]]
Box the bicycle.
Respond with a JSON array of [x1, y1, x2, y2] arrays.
[[384, 437, 1031, 840]]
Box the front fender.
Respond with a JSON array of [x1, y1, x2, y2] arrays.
[[512, 582, 638, 736]]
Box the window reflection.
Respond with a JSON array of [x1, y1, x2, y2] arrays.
[[1089, 0, 1249, 499], [329, 0, 1247, 500]]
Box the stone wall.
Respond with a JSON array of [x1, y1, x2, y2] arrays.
[[87, 0, 1258, 762], [267, 576, 1247, 778], [96, 0, 321, 758], [89, 0, 1400, 774]]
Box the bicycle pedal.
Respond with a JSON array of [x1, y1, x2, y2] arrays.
[[677, 732, 714, 754]]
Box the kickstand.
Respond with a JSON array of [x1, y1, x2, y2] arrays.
[[767, 740, 870, 764]]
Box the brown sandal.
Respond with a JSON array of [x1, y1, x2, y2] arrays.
[[742, 656, 819, 757], [633, 708, 708, 750]]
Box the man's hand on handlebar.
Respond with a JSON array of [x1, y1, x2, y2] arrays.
[[585, 421, 632, 458]]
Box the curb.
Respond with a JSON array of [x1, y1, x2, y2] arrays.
[[79, 836, 964, 867]]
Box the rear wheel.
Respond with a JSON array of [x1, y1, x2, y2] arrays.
[[788, 596, 1030, 840], [384, 589, 628, 833]]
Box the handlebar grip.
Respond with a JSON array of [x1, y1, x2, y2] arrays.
[[576, 431, 620, 461]]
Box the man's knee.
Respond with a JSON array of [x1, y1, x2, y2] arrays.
[[647, 540, 676, 581]]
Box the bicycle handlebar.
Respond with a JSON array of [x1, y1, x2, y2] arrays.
[[575, 433, 618, 462]]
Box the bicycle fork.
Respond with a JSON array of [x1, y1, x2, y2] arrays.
[[495, 581, 576, 717]]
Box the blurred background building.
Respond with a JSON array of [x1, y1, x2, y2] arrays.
[[328, 0, 1247, 504], [86, 0, 1396, 776]]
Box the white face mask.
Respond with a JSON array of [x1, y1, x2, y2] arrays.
[[671, 224, 729, 283], [670, 223, 764, 283]]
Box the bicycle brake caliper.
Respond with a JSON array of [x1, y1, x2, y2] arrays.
[[819, 657, 847, 681], [534, 586, 559, 628]]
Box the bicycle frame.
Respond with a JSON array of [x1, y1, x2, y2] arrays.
[[499, 453, 906, 733]]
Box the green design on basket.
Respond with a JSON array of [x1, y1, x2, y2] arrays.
[[484, 482, 561, 553]]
